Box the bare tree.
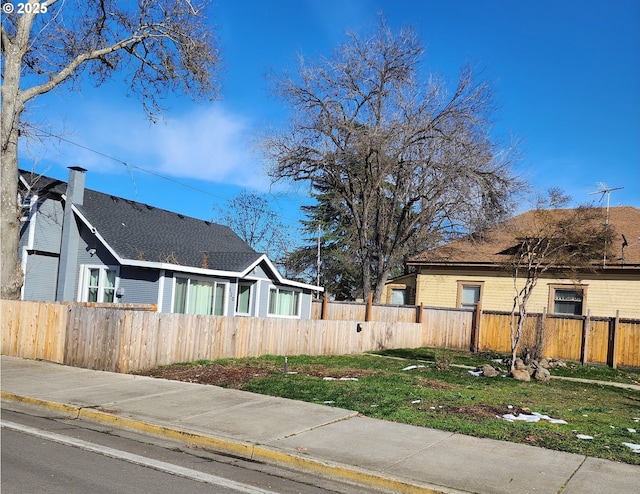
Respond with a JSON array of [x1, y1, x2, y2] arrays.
[[1, 0, 221, 299], [264, 18, 521, 302], [505, 189, 613, 372], [212, 190, 292, 266]]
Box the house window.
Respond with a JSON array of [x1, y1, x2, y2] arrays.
[[391, 288, 407, 305], [268, 287, 300, 317], [82, 266, 118, 303], [551, 287, 584, 315], [457, 282, 483, 310], [173, 277, 227, 315], [236, 283, 253, 315]]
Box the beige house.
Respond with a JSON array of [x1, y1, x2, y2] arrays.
[[383, 206, 640, 319]]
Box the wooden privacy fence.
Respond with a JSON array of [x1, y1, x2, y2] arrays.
[[312, 299, 640, 368], [1, 300, 422, 373], [3, 300, 639, 372], [477, 310, 640, 368], [312, 299, 474, 351]]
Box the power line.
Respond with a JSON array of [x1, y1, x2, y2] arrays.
[[24, 123, 305, 224], [26, 124, 232, 200]]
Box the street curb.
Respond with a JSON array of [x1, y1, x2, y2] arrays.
[[1, 391, 461, 494]]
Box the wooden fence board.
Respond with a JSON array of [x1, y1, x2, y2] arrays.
[[547, 317, 583, 361], [617, 320, 640, 368], [2, 300, 639, 372], [586, 319, 610, 365], [479, 312, 511, 353], [1, 301, 67, 362]]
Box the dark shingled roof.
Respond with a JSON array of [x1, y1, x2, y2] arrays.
[[20, 170, 262, 271]]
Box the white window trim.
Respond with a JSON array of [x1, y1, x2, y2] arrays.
[[267, 286, 302, 319], [79, 265, 120, 303], [171, 275, 229, 316], [19, 193, 39, 300]]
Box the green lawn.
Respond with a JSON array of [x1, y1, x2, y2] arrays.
[[138, 348, 640, 465]]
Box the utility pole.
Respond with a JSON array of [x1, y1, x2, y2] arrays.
[[316, 225, 321, 287]]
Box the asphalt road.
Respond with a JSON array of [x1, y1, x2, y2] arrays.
[[1, 407, 378, 494]]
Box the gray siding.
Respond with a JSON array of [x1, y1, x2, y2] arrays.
[[77, 223, 118, 266], [21, 197, 64, 302], [72, 224, 120, 301], [118, 267, 159, 305], [33, 198, 63, 253], [22, 253, 59, 301], [160, 271, 174, 312], [300, 290, 312, 318], [249, 264, 269, 280], [256, 279, 270, 317]]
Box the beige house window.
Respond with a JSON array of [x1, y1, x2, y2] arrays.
[[548, 284, 587, 316], [456, 281, 483, 310], [385, 283, 413, 305]]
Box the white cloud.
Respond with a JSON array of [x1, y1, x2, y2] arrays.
[[23, 95, 273, 191], [152, 107, 265, 186]]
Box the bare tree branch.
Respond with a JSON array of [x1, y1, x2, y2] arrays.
[[264, 18, 522, 301], [1, 0, 221, 299]]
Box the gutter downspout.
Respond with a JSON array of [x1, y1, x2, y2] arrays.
[[55, 166, 87, 301]]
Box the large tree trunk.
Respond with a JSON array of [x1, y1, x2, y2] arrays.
[[1, 24, 27, 300], [0, 139, 22, 300]]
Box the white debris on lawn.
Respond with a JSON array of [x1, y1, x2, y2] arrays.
[[411, 400, 421, 404], [628, 428, 637, 433], [468, 370, 483, 376], [322, 377, 359, 381], [622, 442, 640, 453], [402, 365, 426, 371], [500, 412, 568, 424], [576, 434, 593, 440]]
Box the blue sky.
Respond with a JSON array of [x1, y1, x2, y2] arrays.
[[21, 0, 640, 237]]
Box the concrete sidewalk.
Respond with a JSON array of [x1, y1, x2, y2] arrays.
[[2, 355, 638, 494]]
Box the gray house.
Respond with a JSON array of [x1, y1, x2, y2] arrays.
[[18, 167, 322, 318]]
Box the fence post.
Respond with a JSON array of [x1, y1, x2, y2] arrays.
[[365, 292, 373, 322], [580, 309, 590, 365], [533, 307, 547, 359], [609, 310, 620, 369], [471, 302, 482, 353], [416, 303, 423, 324], [321, 296, 328, 320]]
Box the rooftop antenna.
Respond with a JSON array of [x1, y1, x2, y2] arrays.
[[588, 182, 623, 267], [589, 182, 623, 225]]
